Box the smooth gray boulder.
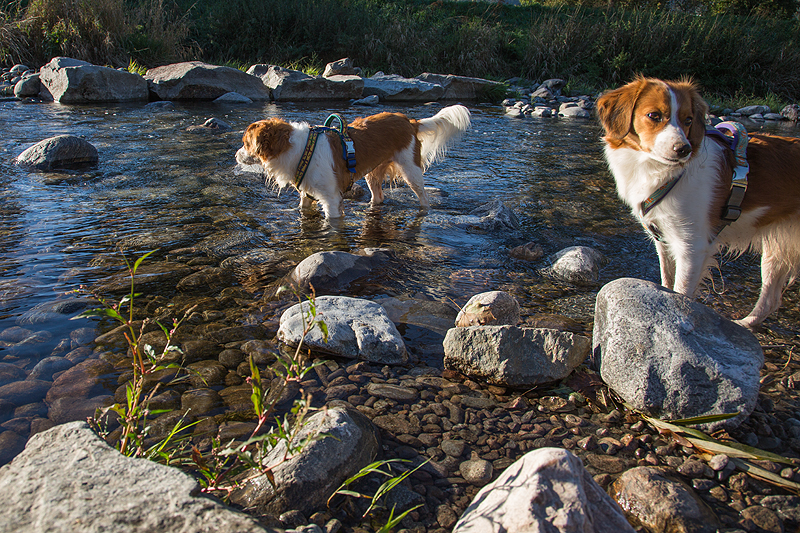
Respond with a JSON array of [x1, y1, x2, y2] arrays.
[[15, 135, 98, 171], [279, 295, 407, 364], [14, 73, 40, 98], [544, 246, 607, 284], [416, 73, 504, 100], [289, 248, 393, 294], [363, 72, 445, 101], [443, 325, 590, 387], [249, 64, 363, 100], [453, 447, 635, 533], [229, 407, 380, 517], [592, 278, 763, 430], [38, 57, 148, 103], [0, 421, 279, 533], [146, 61, 270, 101]]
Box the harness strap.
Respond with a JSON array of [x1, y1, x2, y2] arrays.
[[293, 115, 357, 187], [294, 128, 322, 188], [641, 171, 685, 218], [707, 121, 749, 224], [324, 113, 356, 173]]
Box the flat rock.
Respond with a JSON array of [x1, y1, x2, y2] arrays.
[[443, 325, 590, 387], [416, 73, 504, 100], [289, 248, 393, 295], [38, 57, 148, 103], [363, 72, 444, 102], [453, 447, 634, 533], [145, 61, 269, 101], [0, 421, 278, 532], [278, 295, 407, 364], [249, 64, 363, 100], [592, 278, 763, 430]]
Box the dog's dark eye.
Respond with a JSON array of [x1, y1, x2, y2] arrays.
[[647, 112, 662, 122], [684, 116, 693, 127]]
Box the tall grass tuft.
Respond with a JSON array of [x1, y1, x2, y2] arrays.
[[1, 0, 193, 68]]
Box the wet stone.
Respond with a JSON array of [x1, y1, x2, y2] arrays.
[[0, 363, 26, 386], [372, 413, 421, 435], [219, 348, 246, 369], [740, 506, 783, 533], [679, 458, 710, 478], [0, 430, 26, 465], [583, 453, 629, 474], [365, 383, 419, 402], [181, 388, 223, 416], [187, 360, 227, 388], [0, 379, 51, 405]]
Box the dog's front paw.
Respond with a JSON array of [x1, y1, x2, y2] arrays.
[[733, 316, 762, 331]]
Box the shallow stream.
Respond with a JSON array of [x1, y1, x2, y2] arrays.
[[1, 97, 799, 463]]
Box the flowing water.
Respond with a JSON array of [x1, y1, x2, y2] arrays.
[[1, 97, 799, 460]]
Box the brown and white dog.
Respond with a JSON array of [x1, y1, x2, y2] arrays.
[[596, 76, 800, 328], [236, 105, 471, 218]]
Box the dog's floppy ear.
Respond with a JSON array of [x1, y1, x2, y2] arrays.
[[596, 77, 649, 140], [242, 119, 293, 161], [688, 84, 709, 153]]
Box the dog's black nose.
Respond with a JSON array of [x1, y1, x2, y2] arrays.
[[674, 143, 692, 158]]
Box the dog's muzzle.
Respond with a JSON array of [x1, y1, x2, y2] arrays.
[[236, 147, 260, 166]]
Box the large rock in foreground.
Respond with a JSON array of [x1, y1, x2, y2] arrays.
[[15, 135, 98, 171], [0, 421, 279, 533], [38, 57, 148, 103], [229, 407, 380, 517], [443, 325, 589, 387], [592, 278, 763, 430], [453, 447, 635, 533], [278, 296, 407, 364], [145, 61, 270, 100]]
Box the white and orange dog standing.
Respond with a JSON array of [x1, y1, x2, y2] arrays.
[[236, 105, 470, 219], [596, 76, 800, 328]]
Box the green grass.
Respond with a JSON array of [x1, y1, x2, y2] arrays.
[[2, 0, 799, 103]]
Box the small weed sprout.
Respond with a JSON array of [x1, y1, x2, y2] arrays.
[[74, 250, 197, 460]]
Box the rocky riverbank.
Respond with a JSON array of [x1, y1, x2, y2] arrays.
[[1, 55, 799, 533]]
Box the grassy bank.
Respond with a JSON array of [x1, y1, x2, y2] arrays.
[[2, 0, 799, 102]]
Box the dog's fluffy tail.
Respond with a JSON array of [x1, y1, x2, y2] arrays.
[[417, 105, 471, 170]]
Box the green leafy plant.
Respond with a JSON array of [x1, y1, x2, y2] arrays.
[[76, 250, 197, 461], [329, 459, 428, 531], [190, 284, 329, 499]]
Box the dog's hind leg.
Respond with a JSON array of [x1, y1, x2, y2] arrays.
[[394, 159, 430, 210], [736, 250, 792, 329], [366, 163, 391, 205]]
